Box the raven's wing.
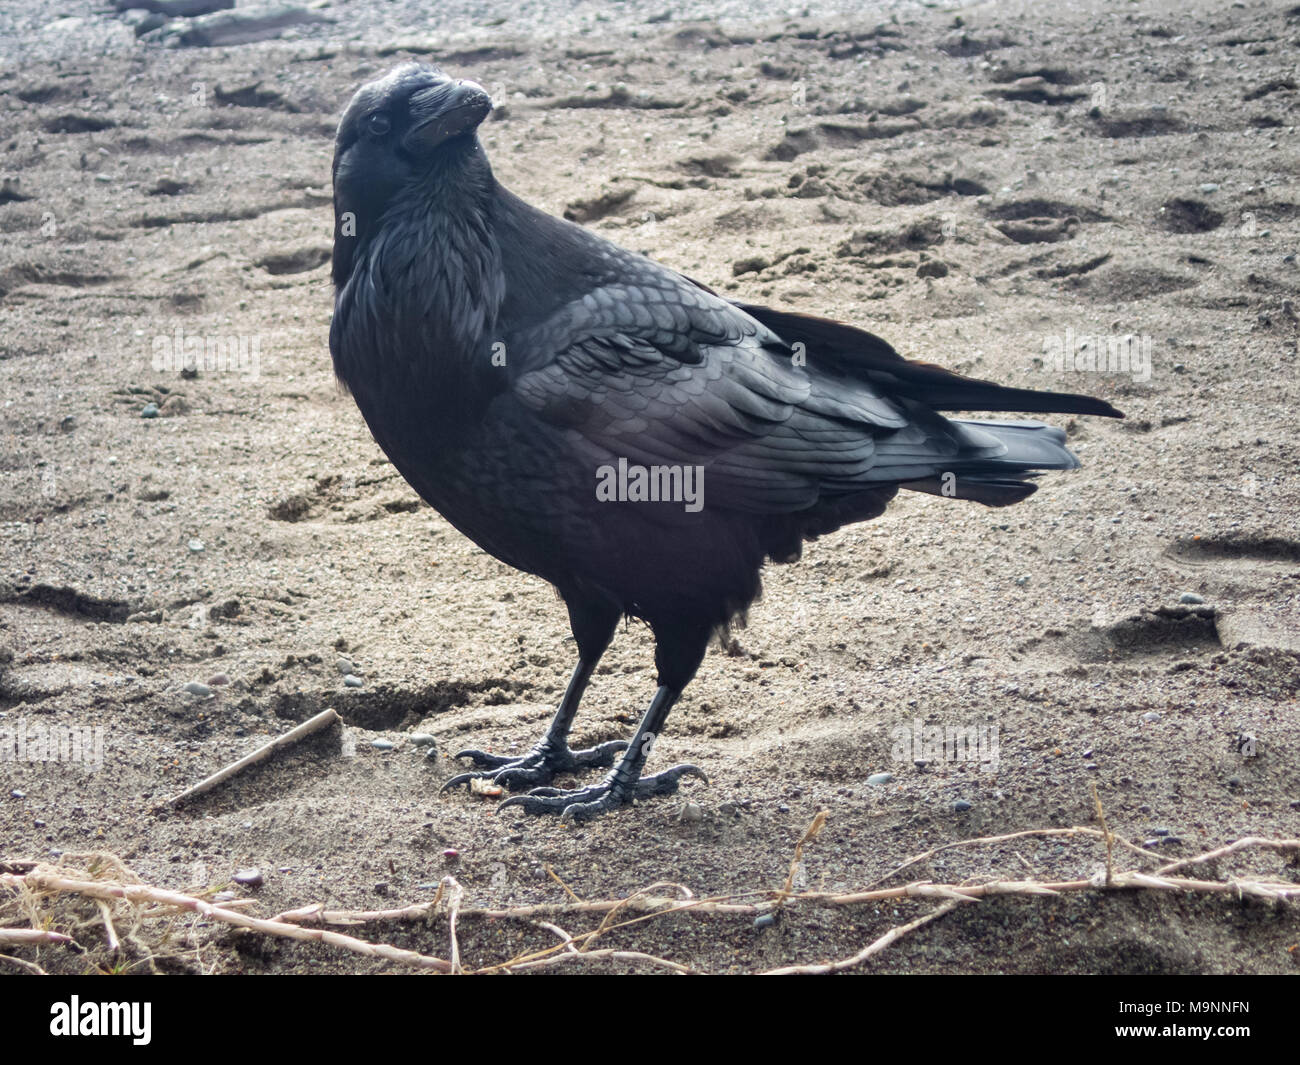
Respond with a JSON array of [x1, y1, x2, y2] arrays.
[[508, 272, 1010, 514], [726, 301, 1123, 418]]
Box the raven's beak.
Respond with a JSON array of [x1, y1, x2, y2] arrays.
[[403, 80, 492, 154]]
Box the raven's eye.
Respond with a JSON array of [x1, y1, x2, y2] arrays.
[[366, 112, 391, 137]]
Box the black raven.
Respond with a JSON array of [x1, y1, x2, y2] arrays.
[[330, 63, 1122, 820]]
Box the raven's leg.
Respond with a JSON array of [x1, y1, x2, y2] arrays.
[[442, 597, 627, 791], [498, 617, 711, 820]]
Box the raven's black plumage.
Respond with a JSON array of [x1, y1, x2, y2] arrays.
[[330, 63, 1122, 819]]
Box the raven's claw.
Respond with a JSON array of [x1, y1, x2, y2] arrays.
[[440, 739, 629, 792], [497, 763, 707, 820]]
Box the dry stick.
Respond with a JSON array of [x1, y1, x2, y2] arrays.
[[0, 953, 47, 975], [273, 900, 436, 926], [473, 893, 742, 975], [781, 810, 828, 900], [443, 876, 465, 975], [517, 920, 687, 974], [1156, 837, 1300, 877], [537, 920, 581, 954], [484, 828, 832, 973], [157, 708, 340, 809], [806, 871, 1300, 905], [96, 899, 120, 952], [865, 826, 1159, 890], [0, 928, 73, 946], [270, 832, 1300, 934], [2, 872, 452, 973], [507, 825, 825, 969], [545, 864, 584, 903], [1091, 782, 1114, 886], [763, 900, 964, 975], [7, 832, 1298, 975], [581, 882, 694, 953], [508, 947, 691, 974], [341, 892, 766, 924]]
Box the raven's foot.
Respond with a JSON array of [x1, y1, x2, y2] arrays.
[[497, 763, 707, 821], [441, 739, 629, 792]]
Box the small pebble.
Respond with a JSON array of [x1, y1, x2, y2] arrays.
[[1227, 776, 1241, 788], [207, 673, 230, 686], [867, 772, 893, 786], [409, 733, 436, 748], [336, 656, 354, 674], [1199, 182, 1219, 193], [371, 738, 395, 751], [343, 673, 363, 688], [182, 681, 211, 697], [1150, 827, 1171, 836], [754, 914, 776, 929], [1081, 748, 1093, 758], [442, 848, 459, 860], [187, 538, 204, 553], [232, 868, 263, 887], [953, 799, 972, 812], [1084, 763, 1099, 771], [678, 802, 704, 823], [10, 789, 25, 800], [1178, 592, 1204, 604], [140, 402, 159, 418], [1014, 575, 1030, 586], [1142, 712, 1161, 723], [213, 890, 239, 903]]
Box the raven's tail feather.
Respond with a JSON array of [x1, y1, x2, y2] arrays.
[[898, 418, 1080, 508]]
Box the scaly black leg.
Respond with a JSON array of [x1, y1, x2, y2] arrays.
[[497, 615, 712, 820], [442, 595, 625, 792], [498, 684, 706, 820], [441, 657, 627, 790]]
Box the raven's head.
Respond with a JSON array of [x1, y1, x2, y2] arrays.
[[332, 63, 493, 286]]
